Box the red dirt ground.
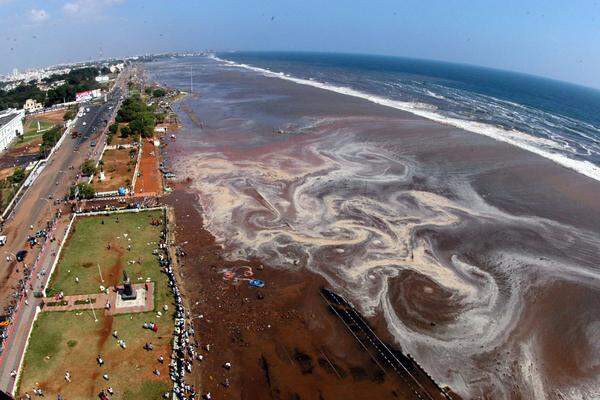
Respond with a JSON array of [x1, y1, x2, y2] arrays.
[[36, 110, 66, 124], [93, 148, 136, 192], [134, 140, 161, 196]]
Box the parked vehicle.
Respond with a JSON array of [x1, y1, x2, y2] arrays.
[[16, 250, 27, 262]]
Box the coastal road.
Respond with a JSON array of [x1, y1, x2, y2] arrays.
[[0, 69, 129, 394]]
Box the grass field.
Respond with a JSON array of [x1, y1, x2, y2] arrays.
[[19, 210, 174, 400], [48, 211, 169, 304], [23, 119, 54, 136]]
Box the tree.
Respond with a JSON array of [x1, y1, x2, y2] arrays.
[[128, 119, 145, 137], [116, 95, 145, 122], [43, 67, 101, 107], [8, 167, 25, 184], [153, 88, 166, 98], [80, 159, 96, 176], [41, 126, 62, 152], [63, 108, 76, 121], [129, 112, 155, 138], [0, 83, 45, 111], [144, 87, 153, 95], [109, 123, 119, 135], [70, 183, 95, 199], [155, 112, 166, 123], [120, 125, 131, 138]]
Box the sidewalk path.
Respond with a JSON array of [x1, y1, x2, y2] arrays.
[[41, 282, 154, 315]]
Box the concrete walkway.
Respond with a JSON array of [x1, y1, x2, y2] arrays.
[[41, 292, 108, 312], [41, 282, 154, 315]]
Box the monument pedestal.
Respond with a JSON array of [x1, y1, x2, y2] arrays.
[[120, 271, 137, 301]]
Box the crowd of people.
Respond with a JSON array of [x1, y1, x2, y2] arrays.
[[159, 222, 198, 399]]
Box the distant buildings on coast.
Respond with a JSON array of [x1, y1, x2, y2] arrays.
[[1, 52, 208, 89]]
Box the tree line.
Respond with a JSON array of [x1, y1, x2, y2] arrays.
[[114, 94, 157, 138], [0, 67, 103, 111]]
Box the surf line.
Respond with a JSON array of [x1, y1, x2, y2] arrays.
[[211, 55, 600, 183]]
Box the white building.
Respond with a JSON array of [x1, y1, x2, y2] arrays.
[[95, 75, 109, 83], [75, 89, 102, 103], [23, 99, 43, 113], [109, 63, 125, 74], [0, 109, 24, 151]]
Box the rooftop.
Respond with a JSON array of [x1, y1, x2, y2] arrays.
[[0, 110, 20, 129]]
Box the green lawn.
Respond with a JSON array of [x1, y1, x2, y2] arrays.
[[19, 310, 173, 400], [48, 211, 171, 307], [24, 119, 54, 136], [19, 210, 175, 399]]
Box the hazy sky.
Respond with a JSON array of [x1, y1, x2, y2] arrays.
[[1, 0, 600, 88]]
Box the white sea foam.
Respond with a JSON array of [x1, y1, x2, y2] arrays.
[[211, 55, 600, 183]]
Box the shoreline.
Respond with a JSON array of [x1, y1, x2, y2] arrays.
[[149, 56, 600, 399], [213, 55, 600, 183], [162, 188, 458, 399]]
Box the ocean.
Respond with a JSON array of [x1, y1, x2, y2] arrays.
[[146, 53, 600, 399], [215, 51, 600, 181]]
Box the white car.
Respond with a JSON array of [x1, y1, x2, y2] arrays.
[[83, 122, 87, 126]]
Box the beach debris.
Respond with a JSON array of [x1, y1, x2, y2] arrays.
[[248, 279, 265, 288]]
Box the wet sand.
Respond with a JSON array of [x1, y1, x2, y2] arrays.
[[148, 57, 600, 399], [163, 189, 447, 399]]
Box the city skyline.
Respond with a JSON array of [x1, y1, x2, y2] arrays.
[[1, 1, 600, 89]]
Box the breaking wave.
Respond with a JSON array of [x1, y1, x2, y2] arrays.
[[211, 55, 600, 182]]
